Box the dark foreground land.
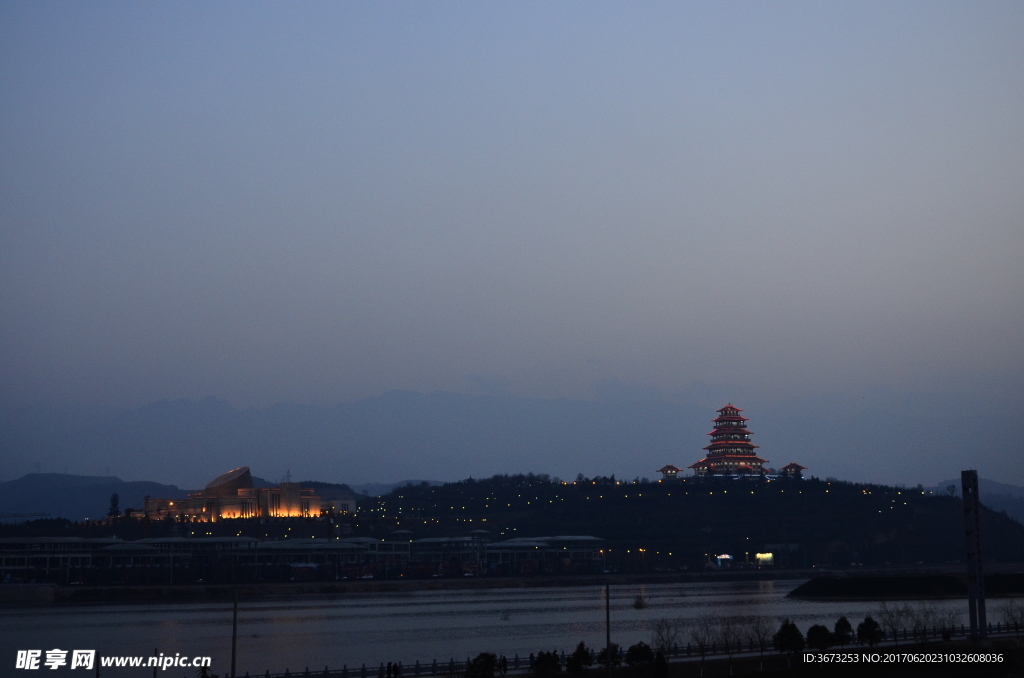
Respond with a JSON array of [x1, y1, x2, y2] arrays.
[[656, 639, 1024, 677], [250, 638, 1024, 678], [789, 573, 1024, 600], [634, 639, 1021, 677], [678, 639, 1023, 677]]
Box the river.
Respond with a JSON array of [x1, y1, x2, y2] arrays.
[[1, 580, 974, 676]]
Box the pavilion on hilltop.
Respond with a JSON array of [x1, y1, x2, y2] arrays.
[[656, 464, 683, 481], [779, 462, 807, 478]]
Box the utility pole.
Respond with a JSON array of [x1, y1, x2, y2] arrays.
[[962, 470, 987, 639], [231, 587, 238, 678], [605, 582, 611, 678]]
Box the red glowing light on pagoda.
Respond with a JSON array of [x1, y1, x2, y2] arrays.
[[688, 404, 769, 476]]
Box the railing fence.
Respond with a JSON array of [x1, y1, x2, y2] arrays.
[[248, 620, 1021, 678]]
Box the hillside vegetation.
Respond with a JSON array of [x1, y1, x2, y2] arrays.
[[359, 474, 1024, 569]]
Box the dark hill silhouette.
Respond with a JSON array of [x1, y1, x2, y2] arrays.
[[350, 480, 444, 497], [296, 480, 359, 500], [249, 476, 281, 488], [363, 474, 1024, 567]]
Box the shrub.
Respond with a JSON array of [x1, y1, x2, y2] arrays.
[[625, 641, 655, 668], [596, 643, 621, 668], [532, 651, 561, 678], [466, 653, 498, 678], [565, 642, 592, 676]]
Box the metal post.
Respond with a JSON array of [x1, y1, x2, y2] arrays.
[[962, 470, 987, 639], [231, 586, 239, 678], [605, 583, 611, 678]]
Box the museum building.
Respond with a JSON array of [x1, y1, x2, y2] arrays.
[[142, 467, 322, 521]]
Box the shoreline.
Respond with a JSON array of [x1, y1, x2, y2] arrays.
[[3, 570, 806, 605], [2, 563, 1022, 605]]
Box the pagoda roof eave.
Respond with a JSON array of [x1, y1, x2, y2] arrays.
[[692, 455, 769, 465]]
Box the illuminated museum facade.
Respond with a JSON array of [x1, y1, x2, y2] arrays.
[[143, 467, 323, 521]]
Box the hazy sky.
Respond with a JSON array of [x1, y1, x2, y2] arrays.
[[2, 4, 1022, 431]]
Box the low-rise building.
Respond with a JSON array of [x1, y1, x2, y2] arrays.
[[143, 467, 321, 521]]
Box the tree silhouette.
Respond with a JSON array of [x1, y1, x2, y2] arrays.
[[565, 643, 592, 676], [833, 616, 853, 648], [650, 618, 682, 651], [875, 602, 909, 646], [107, 493, 121, 518], [716, 620, 743, 675], [857, 616, 883, 647], [596, 644, 620, 669], [806, 624, 833, 651], [747, 617, 774, 672], [999, 600, 1024, 638], [689, 616, 716, 678], [625, 642, 654, 676], [773, 620, 804, 669]]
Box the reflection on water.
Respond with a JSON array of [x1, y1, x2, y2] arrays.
[[1, 581, 970, 675]]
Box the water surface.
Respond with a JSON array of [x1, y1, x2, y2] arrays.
[[1, 580, 971, 676]]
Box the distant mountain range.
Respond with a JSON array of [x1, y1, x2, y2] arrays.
[[0, 473, 189, 521], [7, 391, 1021, 495], [929, 478, 1024, 498], [928, 478, 1024, 524]]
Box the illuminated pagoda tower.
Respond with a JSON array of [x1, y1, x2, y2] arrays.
[[689, 404, 769, 476]]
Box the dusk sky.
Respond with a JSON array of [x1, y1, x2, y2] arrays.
[[2, 2, 1022, 488]]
